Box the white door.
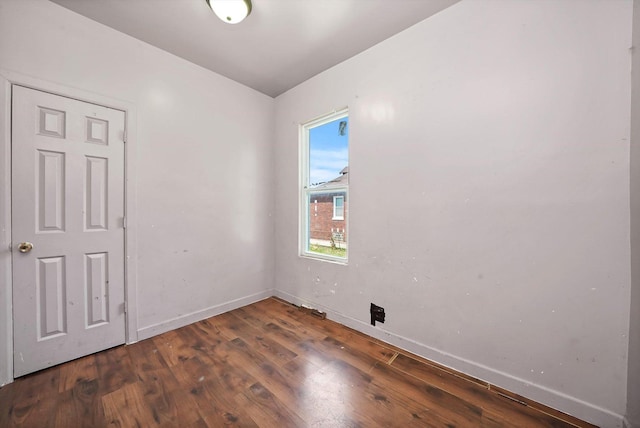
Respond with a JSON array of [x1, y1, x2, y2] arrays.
[[12, 86, 126, 377]]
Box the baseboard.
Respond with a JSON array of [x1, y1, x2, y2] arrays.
[[274, 289, 625, 428], [137, 289, 274, 341]]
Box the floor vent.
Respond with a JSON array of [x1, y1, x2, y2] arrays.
[[298, 304, 327, 320]]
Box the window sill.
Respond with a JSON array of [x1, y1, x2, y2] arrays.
[[299, 253, 348, 265]]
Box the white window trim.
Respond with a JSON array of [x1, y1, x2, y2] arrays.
[[299, 108, 349, 264], [332, 195, 344, 220]]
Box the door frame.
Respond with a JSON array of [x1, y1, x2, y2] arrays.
[[0, 70, 139, 386]]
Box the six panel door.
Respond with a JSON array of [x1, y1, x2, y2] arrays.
[[12, 85, 126, 377]]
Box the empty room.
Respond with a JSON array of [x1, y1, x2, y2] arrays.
[[0, 0, 639, 427]]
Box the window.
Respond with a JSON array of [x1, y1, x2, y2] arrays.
[[300, 109, 348, 262], [333, 196, 344, 220]]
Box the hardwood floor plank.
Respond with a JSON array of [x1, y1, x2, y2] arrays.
[[186, 319, 227, 349], [170, 356, 254, 426], [370, 337, 490, 388], [0, 381, 14, 427], [489, 385, 598, 428], [53, 379, 101, 428], [94, 345, 137, 396], [200, 408, 260, 428], [257, 299, 397, 364], [102, 382, 157, 427], [307, 334, 390, 375], [3, 366, 60, 427], [234, 301, 328, 342], [184, 418, 209, 428], [135, 367, 182, 426], [244, 318, 337, 370], [236, 382, 307, 428], [391, 353, 575, 428], [225, 337, 305, 415], [126, 337, 170, 374], [226, 311, 299, 366], [370, 361, 500, 427], [58, 354, 98, 393], [151, 329, 190, 367], [0, 297, 596, 428], [230, 304, 271, 329], [206, 311, 245, 340], [184, 357, 260, 428], [295, 357, 453, 428], [180, 326, 260, 393], [176, 323, 224, 360], [279, 357, 373, 426], [55, 376, 102, 427]]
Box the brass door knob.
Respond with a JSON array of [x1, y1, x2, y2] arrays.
[[18, 242, 33, 253]]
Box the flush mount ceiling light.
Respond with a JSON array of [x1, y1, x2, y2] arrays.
[[206, 0, 252, 24]]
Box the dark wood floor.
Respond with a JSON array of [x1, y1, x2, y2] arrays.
[[0, 297, 595, 427]]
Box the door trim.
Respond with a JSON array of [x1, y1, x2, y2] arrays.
[[0, 70, 139, 386]]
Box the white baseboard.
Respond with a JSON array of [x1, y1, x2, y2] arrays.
[[274, 289, 624, 428], [137, 289, 274, 341]]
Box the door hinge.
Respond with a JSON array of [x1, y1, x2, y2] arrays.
[[123, 129, 127, 143], [122, 217, 127, 229]]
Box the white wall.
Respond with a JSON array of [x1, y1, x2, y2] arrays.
[[274, 1, 632, 426], [0, 0, 274, 384], [0, 0, 635, 426], [628, 1, 640, 426]]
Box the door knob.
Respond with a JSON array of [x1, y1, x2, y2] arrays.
[[18, 242, 33, 253]]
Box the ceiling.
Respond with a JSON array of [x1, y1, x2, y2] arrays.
[[50, 0, 459, 98]]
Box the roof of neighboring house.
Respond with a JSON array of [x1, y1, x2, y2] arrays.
[[313, 167, 348, 190]]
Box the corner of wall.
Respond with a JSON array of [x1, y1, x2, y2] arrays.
[[628, 0, 640, 426], [136, 289, 273, 341], [268, 99, 277, 294]]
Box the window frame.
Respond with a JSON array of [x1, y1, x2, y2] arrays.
[[332, 195, 344, 220], [299, 108, 349, 264]]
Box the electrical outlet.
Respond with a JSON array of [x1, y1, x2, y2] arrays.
[[370, 303, 385, 326]]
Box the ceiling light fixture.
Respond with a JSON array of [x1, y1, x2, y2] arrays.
[[206, 0, 252, 24]]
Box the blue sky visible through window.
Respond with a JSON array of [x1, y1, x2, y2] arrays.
[[309, 117, 348, 187]]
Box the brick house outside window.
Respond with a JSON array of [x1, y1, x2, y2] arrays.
[[309, 167, 348, 249]]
